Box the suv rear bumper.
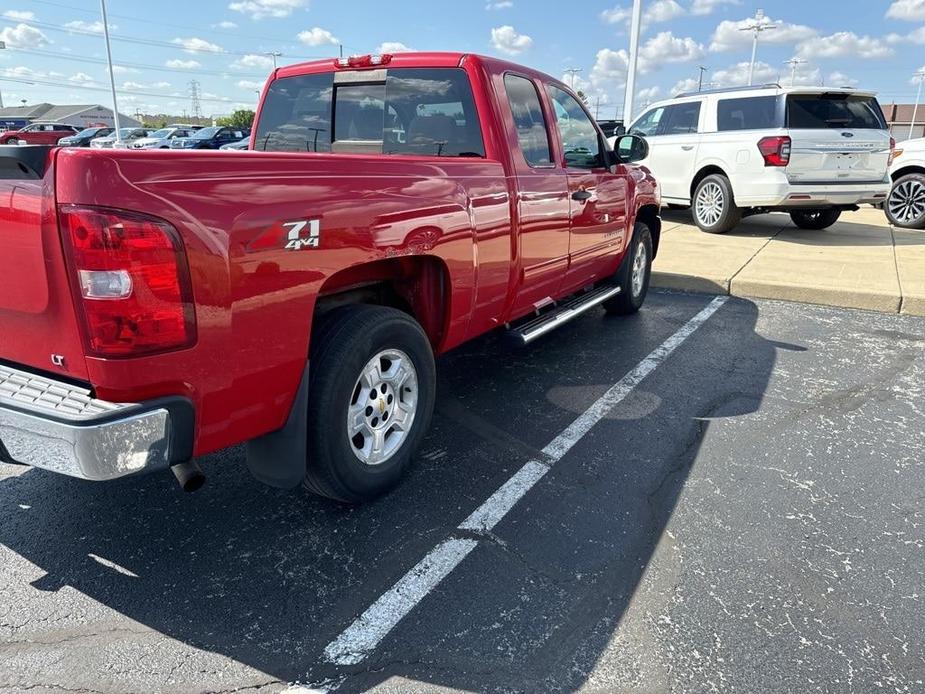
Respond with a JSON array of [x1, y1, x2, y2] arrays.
[[737, 180, 891, 208], [0, 363, 193, 481]]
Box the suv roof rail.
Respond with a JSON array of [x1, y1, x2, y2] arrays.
[[674, 83, 782, 98]]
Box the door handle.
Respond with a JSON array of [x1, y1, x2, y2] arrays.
[[681, 145, 694, 151], [572, 190, 593, 201]]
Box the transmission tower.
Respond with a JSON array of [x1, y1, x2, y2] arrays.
[[188, 80, 202, 120]]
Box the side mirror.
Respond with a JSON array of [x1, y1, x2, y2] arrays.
[[613, 134, 648, 164]]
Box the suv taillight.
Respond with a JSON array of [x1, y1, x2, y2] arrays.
[[59, 205, 196, 357], [757, 135, 791, 167]]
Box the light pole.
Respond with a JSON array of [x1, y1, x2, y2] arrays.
[[697, 65, 708, 92], [912, 70, 925, 140], [622, 0, 642, 124], [264, 51, 282, 69], [740, 8, 776, 86], [784, 57, 807, 86], [99, 0, 122, 142], [564, 68, 582, 91], [0, 41, 5, 108]]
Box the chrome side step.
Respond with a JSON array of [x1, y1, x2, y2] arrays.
[[507, 285, 621, 346]]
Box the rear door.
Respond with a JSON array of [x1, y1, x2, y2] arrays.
[[785, 92, 891, 184], [544, 84, 627, 288], [648, 100, 703, 200]]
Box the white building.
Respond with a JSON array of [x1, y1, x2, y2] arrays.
[[0, 103, 141, 130]]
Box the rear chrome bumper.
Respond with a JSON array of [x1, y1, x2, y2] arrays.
[[0, 363, 193, 481], [737, 180, 891, 208]]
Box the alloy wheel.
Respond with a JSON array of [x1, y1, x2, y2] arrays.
[[888, 179, 925, 225], [695, 181, 724, 228]]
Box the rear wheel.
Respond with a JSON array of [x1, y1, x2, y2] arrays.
[[304, 305, 436, 503], [885, 173, 925, 229], [692, 174, 741, 234], [604, 223, 653, 315], [789, 208, 841, 230]]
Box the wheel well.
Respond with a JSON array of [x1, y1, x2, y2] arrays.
[[313, 256, 449, 349], [892, 165, 925, 182], [690, 165, 728, 200], [635, 204, 661, 257]]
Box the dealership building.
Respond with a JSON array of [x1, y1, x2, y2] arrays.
[[0, 103, 141, 131]]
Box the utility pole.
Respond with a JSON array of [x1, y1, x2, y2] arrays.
[[623, 0, 642, 124], [784, 58, 807, 86], [99, 0, 122, 141], [697, 65, 708, 92], [264, 51, 282, 69], [912, 70, 925, 140], [740, 8, 776, 86], [0, 41, 5, 108], [564, 68, 583, 91]]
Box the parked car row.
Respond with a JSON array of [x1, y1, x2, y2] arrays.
[[0, 121, 252, 150]]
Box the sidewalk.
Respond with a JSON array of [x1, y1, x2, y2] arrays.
[[651, 207, 925, 316]]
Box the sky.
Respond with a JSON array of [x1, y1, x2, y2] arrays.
[[1, 0, 925, 120]]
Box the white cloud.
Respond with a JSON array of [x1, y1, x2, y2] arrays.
[[0, 23, 50, 48], [600, 5, 631, 23], [709, 15, 817, 52], [485, 0, 513, 8], [123, 80, 171, 90], [601, 0, 685, 26], [3, 65, 37, 78], [172, 37, 225, 53], [166, 59, 202, 69], [377, 41, 414, 53], [63, 20, 115, 33], [590, 47, 629, 87], [670, 77, 701, 94], [228, 0, 306, 19], [490, 25, 533, 55], [690, 0, 740, 15], [297, 27, 339, 46], [231, 53, 275, 70], [636, 86, 661, 104], [711, 60, 778, 87], [68, 72, 95, 84], [827, 71, 858, 87], [886, 26, 925, 44], [217, 20, 238, 28], [236, 79, 263, 90], [886, 0, 925, 21], [2, 10, 35, 20], [639, 31, 705, 70], [107, 65, 138, 75], [797, 32, 893, 60]]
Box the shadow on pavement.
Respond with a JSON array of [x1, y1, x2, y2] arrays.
[[0, 294, 780, 692]]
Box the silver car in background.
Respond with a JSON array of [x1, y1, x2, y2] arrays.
[[131, 127, 197, 149], [89, 128, 150, 149]]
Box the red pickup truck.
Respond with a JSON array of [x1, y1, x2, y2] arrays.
[[0, 52, 660, 502]]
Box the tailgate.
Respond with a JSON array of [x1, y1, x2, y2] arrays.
[[785, 92, 891, 184], [0, 147, 89, 380]]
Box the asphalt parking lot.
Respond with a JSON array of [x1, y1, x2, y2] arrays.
[[1, 291, 923, 694]]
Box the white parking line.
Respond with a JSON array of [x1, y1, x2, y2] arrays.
[[323, 295, 729, 666]]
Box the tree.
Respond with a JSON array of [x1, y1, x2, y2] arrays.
[[216, 109, 255, 128]]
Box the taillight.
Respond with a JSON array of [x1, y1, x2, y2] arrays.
[[58, 205, 196, 357], [889, 136, 899, 165], [757, 135, 791, 167]]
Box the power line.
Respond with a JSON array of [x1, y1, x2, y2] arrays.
[[0, 75, 247, 106]]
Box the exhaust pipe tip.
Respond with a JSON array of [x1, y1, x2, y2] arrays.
[[171, 461, 206, 493]]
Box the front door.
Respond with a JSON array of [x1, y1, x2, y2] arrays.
[[545, 85, 627, 291]]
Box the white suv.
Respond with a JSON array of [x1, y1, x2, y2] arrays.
[[886, 137, 925, 229], [620, 86, 893, 234]]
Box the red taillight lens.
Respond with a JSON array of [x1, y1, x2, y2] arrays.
[[757, 135, 791, 167], [59, 205, 196, 357]]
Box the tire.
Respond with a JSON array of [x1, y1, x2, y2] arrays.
[[692, 174, 741, 234], [304, 304, 436, 503], [789, 208, 841, 230], [604, 222, 653, 315], [885, 173, 925, 229]]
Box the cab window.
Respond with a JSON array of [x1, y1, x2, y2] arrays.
[[545, 85, 604, 169]]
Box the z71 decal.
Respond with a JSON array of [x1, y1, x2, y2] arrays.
[[283, 219, 321, 250]]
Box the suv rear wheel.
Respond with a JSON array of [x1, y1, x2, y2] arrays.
[[304, 305, 436, 503], [789, 208, 841, 230], [885, 173, 925, 229], [692, 174, 741, 234]]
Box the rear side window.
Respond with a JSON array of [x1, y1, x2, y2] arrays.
[[717, 96, 779, 131], [662, 101, 701, 135], [786, 94, 886, 130], [504, 74, 552, 167], [253, 68, 485, 157]]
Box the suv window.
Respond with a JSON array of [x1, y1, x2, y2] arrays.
[[254, 68, 485, 157], [662, 102, 701, 135], [504, 74, 552, 167], [717, 96, 779, 131], [546, 85, 603, 169], [786, 94, 886, 130], [629, 107, 665, 137]]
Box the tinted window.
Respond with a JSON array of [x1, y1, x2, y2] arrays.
[[629, 107, 665, 137], [717, 96, 780, 131], [254, 68, 484, 157], [786, 94, 886, 129], [662, 101, 701, 135], [546, 85, 603, 169], [504, 74, 551, 167]]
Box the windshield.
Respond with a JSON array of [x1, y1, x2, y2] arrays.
[[74, 127, 104, 137], [150, 128, 174, 138], [786, 94, 886, 130], [192, 127, 221, 139]]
